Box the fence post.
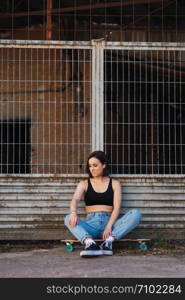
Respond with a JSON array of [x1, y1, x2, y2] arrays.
[[91, 39, 104, 151]]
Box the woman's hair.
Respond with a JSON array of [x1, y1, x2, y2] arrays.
[[86, 150, 110, 177]]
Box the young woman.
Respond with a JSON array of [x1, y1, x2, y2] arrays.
[[64, 150, 142, 257]]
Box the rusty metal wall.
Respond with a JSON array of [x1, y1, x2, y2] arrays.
[[0, 175, 184, 240]]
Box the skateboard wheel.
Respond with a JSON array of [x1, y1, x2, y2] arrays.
[[65, 242, 74, 252], [138, 241, 148, 251]]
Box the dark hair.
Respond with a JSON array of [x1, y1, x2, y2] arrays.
[[86, 150, 110, 178]]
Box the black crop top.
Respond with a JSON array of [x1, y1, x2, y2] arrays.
[[84, 178, 114, 206]]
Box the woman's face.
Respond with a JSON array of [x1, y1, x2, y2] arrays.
[[88, 157, 106, 177]]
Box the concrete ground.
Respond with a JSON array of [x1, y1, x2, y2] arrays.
[[0, 243, 185, 278]]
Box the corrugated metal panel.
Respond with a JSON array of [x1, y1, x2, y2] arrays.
[[0, 175, 185, 240]]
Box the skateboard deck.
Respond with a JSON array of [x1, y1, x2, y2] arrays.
[[61, 238, 151, 252]]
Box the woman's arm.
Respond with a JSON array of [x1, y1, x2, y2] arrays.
[[102, 179, 122, 239], [69, 180, 86, 227]]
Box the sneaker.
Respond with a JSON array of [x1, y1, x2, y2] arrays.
[[80, 242, 103, 258], [100, 240, 113, 255]]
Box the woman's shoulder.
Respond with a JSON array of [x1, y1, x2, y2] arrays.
[[111, 178, 121, 189], [110, 177, 120, 183], [78, 179, 88, 191]]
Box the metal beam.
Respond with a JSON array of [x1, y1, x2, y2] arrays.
[[0, 0, 170, 19], [46, 0, 52, 40]]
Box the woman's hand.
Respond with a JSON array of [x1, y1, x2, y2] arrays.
[[102, 224, 112, 240], [69, 214, 79, 227]]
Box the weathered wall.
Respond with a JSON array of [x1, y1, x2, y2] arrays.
[[1, 27, 185, 240], [0, 175, 184, 240]]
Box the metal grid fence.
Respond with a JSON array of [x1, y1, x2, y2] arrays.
[[1, 40, 185, 175], [104, 44, 185, 174], [0, 0, 180, 43], [0, 41, 92, 174]]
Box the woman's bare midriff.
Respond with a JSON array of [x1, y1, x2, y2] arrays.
[[85, 205, 113, 213]]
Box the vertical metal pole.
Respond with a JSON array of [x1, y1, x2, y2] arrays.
[[92, 40, 104, 151], [46, 0, 52, 40]]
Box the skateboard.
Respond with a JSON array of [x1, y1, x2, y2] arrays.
[[60, 238, 151, 252]]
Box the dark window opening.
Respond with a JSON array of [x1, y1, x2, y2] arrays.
[[0, 119, 31, 174]]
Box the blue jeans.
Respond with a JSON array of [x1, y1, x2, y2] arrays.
[[64, 209, 142, 244]]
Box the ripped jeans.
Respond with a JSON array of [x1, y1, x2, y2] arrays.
[[64, 209, 142, 244]]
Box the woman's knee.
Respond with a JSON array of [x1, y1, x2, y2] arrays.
[[131, 208, 142, 222], [64, 214, 71, 226]]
